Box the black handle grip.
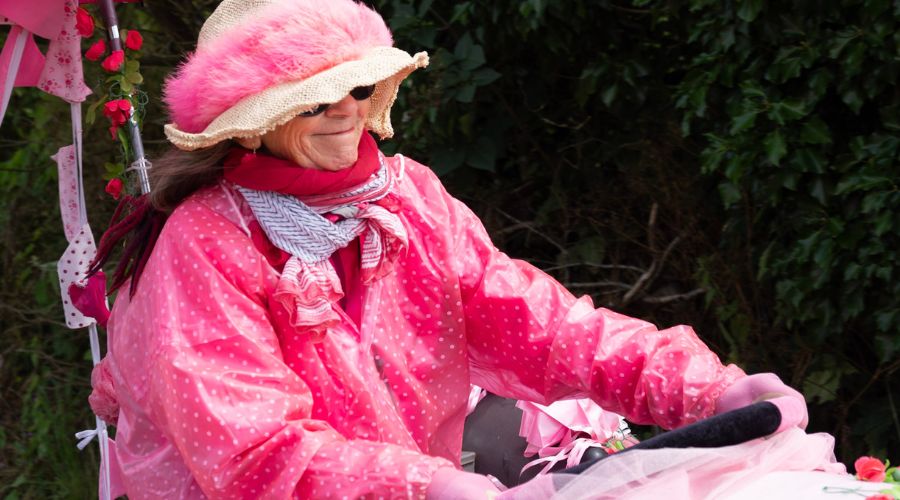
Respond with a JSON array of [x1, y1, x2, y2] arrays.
[[562, 401, 782, 475]]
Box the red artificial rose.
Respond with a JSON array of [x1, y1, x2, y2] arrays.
[[105, 178, 124, 200], [855, 456, 887, 482], [865, 495, 893, 500], [75, 7, 94, 38], [124, 29, 143, 51], [100, 50, 125, 72], [85, 39, 107, 61], [102, 99, 131, 127], [103, 99, 131, 140]]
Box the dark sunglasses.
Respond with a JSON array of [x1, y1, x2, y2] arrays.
[[298, 85, 376, 117]]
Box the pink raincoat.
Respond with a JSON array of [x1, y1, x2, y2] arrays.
[[102, 155, 745, 498]]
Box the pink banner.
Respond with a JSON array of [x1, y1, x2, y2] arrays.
[[0, 0, 66, 39], [57, 222, 97, 329], [0, 26, 45, 88], [53, 144, 82, 241], [38, 0, 91, 103]]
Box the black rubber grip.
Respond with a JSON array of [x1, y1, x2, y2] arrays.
[[561, 401, 782, 475]]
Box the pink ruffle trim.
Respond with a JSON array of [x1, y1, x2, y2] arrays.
[[89, 358, 119, 425]]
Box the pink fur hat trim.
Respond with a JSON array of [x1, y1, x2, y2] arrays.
[[164, 0, 393, 134]]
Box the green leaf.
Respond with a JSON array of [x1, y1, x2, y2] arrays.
[[763, 130, 787, 165], [736, 0, 764, 22], [810, 177, 827, 204], [125, 71, 143, 85], [471, 67, 501, 86], [601, 83, 619, 107], [798, 118, 831, 144], [124, 59, 140, 74], [730, 111, 759, 134], [466, 137, 497, 172], [718, 182, 742, 207], [803, 368, 847, 403], [842, 89, 863, 114], [454, 83, 476, 103], [85, 97, 106, 127], [874, 334, 900, 364], [828, 27, 859, 58], [767, 99, 807, 125], [792, 148, 827, 173]]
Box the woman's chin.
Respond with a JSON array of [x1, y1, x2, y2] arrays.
[[314, 152, 359, 171]]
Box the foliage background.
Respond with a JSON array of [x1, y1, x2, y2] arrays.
[[1, 0, 897, 497]]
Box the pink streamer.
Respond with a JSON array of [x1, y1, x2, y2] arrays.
[[38, 0, 91, 103], [53, 144, 82, 241], [99, 438, 126, 500], [57, 222, 98, 329], [0, 26, 45, 88]]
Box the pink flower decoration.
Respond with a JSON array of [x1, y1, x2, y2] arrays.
[[75, 7, 94, 38], [85, 39, 107, 61], [855, 456, 887, 482], [125, 29, 143, 51], [865, 495, 893, 500], [105, 178, 124, 200], [67, 272, 110, 328], [101, 50, 125, 72]]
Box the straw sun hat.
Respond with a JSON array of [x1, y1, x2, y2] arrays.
[[162, 0, 428, 151]]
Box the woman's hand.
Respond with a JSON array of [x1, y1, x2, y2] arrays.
[[426, 467, 502, 499], [716, 373, 809, 430]]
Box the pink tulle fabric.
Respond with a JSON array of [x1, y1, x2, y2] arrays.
[[552, 429, 848, 499]]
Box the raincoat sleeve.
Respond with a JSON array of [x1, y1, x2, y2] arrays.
[[141, 202, 452, 499], [426, 169, 746, 430]]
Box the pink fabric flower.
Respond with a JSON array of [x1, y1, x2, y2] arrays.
[[85, 38, 106, 61], [100, 50, 124, 72], [67, 272, 111, 328], [124, 29, 143, 51], [89, 359, 119, 425], [75, 7, 94, 38], [105, 178, 124, 200], [855, 456, 887, 482]]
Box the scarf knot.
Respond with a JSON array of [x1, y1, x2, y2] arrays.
[[232, 143, 406, 341]]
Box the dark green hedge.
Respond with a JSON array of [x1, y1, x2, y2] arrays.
[[374, 0, 899, 459]]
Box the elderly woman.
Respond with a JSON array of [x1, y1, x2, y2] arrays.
[[90, 0, 808, 498]]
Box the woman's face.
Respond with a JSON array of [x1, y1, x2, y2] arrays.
[[260, 93, 371, 171]]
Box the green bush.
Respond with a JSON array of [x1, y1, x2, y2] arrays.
[[375, 0, 900, 459]]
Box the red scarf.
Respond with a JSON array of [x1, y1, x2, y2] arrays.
[[222, 132, 391, 329], [223, 132, 381, 196]]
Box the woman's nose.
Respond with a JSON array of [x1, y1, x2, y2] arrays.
[[324, 94, 358, 117]]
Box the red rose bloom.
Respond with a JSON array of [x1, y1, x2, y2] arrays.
[[100, 50, 125, 72], [125, 30, 143, 51], [75, 8, 94, 38], [865, 494, 893, 500], [855, 456, 887, 482], [105, 178, 124, 200], [103, 99, 132, 140], [102, 99, 131, 127], [85, 39, 106, 61]]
